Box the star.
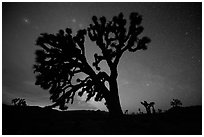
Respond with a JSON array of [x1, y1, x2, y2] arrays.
[[72, 18, 76, 23], [23, 17, 30, 24], [185, 32, 189, 35]]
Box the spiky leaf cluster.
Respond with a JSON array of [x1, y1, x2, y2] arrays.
[[12, 98, 27, 106], [34, 28, 109, 110], [170, 99, 182, 108], [88, 12, 151, 71]]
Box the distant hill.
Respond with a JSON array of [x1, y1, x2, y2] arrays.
[[2, 104, 201, 135]]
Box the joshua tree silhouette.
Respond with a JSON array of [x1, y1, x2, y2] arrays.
[[149, 102, 155, 114], [33, 12, 151, 115], [158, 109, 162, 113], [11, 98, 27, 107], [138, 108, 142, 114], [141, 101, 155, 114], [141, 101, 151, 114], [124, 110, 128, 114], [170, 99, 182, 108]]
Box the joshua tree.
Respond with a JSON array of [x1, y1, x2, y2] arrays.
[[124, 110, 128, 114], [11, 98, 19, 106], [158, 109, 162, 113], [33, 12, 151, 115], [170, 99, 182, 108], [138, 108, 142, 114], [141, 101, 151, 114], [141, 101, 155, 114], [11, 98, 27, 107], [149, 102, 155, 114]]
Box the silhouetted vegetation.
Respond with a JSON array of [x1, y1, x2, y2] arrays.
[[33, 12, 151, 115], [138, 108, 143, 114], [170, 99, 182, 108], [124, 110, 128, 114], [141, 101, 156, 115], [158, 109, 162, 113], [149, 102, 155, 114], [2, 104, 201, 135], [11, 98, 27, 107]]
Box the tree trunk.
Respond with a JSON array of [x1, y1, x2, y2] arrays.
[[105, 77, 123, 116]]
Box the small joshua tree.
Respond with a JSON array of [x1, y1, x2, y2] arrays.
[[158, 109, 162, 113], [138, 108, 142, 114], [11, 98, 27, 107], [141, 101, 151, 114], [170, 99, 182, 108], [11, 98, 19, 106], [124, 110, 128, 114], [141, 101, 155, 114], [149, 102, 155, 114]]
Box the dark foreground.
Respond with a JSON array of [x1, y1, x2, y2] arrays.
[[2, 104, 201, 135]]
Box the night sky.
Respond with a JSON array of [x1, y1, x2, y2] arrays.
[[2, 2, 202, 113]]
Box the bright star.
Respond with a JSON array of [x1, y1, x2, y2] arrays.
[[23, 18, 30, 24], [146, 83, 150, 86], [185, 32, 189, 35], [72, 18, 76, 23]]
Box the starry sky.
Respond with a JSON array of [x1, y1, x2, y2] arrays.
[[2, 2, 202, 113]]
